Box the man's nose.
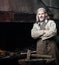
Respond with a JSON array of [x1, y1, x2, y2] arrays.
[[40, 15, 43, 17]]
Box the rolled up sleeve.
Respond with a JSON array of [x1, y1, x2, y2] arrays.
[[31, 29, 44, 39], [43, 20, 57, 37], [31, 23, 44, 39]]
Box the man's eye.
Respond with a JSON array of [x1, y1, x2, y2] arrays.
[[42, 13, 44, 15], [38, 13, 44, 15], [38, 14, 40, 15]]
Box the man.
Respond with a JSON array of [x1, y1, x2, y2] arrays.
[[31, 7, 59, 65]]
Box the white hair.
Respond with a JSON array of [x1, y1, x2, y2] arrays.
[[36, 7, 49, 22], [37, 8, 46, 13]]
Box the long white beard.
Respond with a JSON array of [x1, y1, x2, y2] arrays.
[[39, 18, 45, 21]]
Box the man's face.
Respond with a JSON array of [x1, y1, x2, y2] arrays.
[[38, 11, 46, 21]]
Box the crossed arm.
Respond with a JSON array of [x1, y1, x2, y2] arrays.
[[31, 21, 57, 40]]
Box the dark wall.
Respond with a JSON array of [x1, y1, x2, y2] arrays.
[[0, 22, 36, 51], [0, 21, 59, 51], [0, 0, 59, 20]]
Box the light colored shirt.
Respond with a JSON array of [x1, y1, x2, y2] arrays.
[[31, 19, 57, 40]]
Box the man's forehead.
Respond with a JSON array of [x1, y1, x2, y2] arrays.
[[38, 11, 45, 14]]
